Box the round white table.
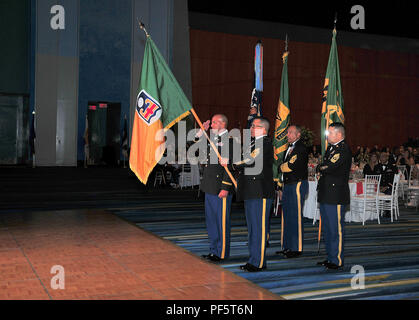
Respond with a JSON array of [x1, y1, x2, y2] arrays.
[[303, 180, 371, 223]]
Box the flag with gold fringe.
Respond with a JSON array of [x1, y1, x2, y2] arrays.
[[321, 28, 344, 158], [129, 36, 192, 184], [273, 51, 290, 184]]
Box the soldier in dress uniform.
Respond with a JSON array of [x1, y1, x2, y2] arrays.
[[276, 125, 309, 258], [230, 117, 275, 272], [316, 122, 352, 270], [196, 114, 235, 262]]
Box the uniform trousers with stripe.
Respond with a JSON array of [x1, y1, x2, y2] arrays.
[[281, 180, 308, 252], [319, 203, 346, 266], [205, 193, 232, 259], [244, 198, 273, 268]]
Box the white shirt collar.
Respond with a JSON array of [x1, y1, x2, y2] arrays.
[[332, 139, 344, 146], [217, 130, 228, 137], [255, 134, 266, 141], [289, 138, 299, 147]]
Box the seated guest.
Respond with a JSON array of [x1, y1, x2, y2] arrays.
[[363, 153, 378, 176], [164, 163, 182, 188], [355, 146, 366, 163], [407, 156, 419, 181], [310, 145, 320, 158], [371, 145, 379, 153], [397, 150, 410, 167], [413, 148, 419, 164], [364, 147, 371, 162], [388, 146, 398, 165], [374, 153, 397, 195]]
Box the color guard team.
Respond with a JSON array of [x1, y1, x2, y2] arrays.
[[198, 114, 352, 272]]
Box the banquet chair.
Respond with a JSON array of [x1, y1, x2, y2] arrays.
[[165, 171, 172, 184], [351, 175, 381, 225], [397, 165, 407, 180], [397, 165, 408, 199], [406, 166, 419, 210], [378, 173, 400, 222], [179, 163, 192, 189]]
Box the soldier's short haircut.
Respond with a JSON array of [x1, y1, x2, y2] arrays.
[[290, 125, 302, 135], [213, 114, 228, 126], [253, 116, 270, 131], [329, 122, 345, 137]]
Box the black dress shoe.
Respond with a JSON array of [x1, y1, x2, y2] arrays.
[[276, 250, 301, 258], [239, 264, 248, 270], [284, 251, 302, 258], [208, 254, 222, 262], [239, 263, 266, 272], [316, 260, 329, 266], [275, 249, 290, 255], [324, 262, 343, 270], [201, 253, 222, 262]]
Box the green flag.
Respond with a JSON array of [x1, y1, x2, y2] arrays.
[[273, 51, 290, 184], [129, 36, 192, 184], [321, 28, 344, 158]]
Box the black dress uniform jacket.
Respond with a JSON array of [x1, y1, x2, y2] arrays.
[[199, 133, 235, 195], [373, 162, 397, 189], [234, 136, 275, 201], [280, 139, 308, 185], [317, 140, 352, 205]]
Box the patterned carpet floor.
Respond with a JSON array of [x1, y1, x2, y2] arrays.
[[2, 167, 419, 300], [112, 188, 419, 300]]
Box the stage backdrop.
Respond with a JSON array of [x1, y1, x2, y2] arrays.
[[189, 29, 418, 149]]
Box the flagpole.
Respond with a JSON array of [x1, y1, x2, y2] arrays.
[[319, 16, 338, 253], [334, 12, 337, 31], [190, 108, 237, 189], [273, 35, 289, 217], [137, 19, 150, 38], [136, 21, 236, 188], [318, 16, 338, 254]]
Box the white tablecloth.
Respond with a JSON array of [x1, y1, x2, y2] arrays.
[[303, 180, 374, 223]]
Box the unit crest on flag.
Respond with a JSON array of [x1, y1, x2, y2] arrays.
[[136, 90, 162, 126]]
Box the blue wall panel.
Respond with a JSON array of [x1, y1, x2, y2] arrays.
[[77, 0, 132, 160]]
